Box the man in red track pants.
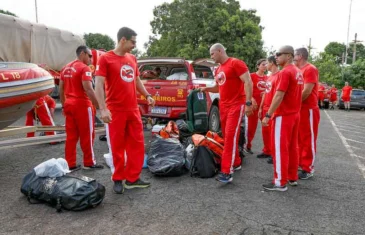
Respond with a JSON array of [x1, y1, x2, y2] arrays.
[[329, 84, 338, 110], [294, 48, 320, 180], [60, 46, 103, 171], [262, 46, 303, 191], [201, 43, 253, 183], [258, 56, 280, 163], [25, 95, 56, 137], [341, 82, 353, 111], [95, 27, 155, 194]]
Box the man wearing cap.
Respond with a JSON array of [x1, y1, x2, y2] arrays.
[[60, 45, 103, 171], [294, 47, 320, 180], [200, 43, 253, 183], [262, 46, 303, 191]]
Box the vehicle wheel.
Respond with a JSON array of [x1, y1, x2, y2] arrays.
[[209, 105, 220, 132]]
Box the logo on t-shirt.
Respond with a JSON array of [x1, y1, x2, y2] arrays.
[[257, 81, 267, 91], [215, 72, 226, 86], [85, 72, 92, 77], [296, 72, 304, 85], [120, 65, 135, 83], [265, 81, 272, 93]]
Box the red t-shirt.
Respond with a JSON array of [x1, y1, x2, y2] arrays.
[[300, 63, 319, 109], [329, 88, 338, 100], [263, 72, 279, 111], [250, 72, 267, 104], [342, 85, 353, 98], [273, 64, 304, 117], [95, 51, 140, 111], [214, 57, 249, 107], [60, 60, 93, 106]]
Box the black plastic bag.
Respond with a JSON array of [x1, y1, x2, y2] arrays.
[[148, 136, 186, 176], [21, 170, 105, 212]]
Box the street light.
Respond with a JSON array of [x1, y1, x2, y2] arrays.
[[344, 0, 353, 65], [35, 0, 38, 23]]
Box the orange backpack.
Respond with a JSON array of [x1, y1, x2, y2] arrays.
[[205, 131, 224, 145], [159, 121, 180, 139], [192, 134, 223, 163]]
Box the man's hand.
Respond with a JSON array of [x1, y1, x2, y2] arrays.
[[251, 98, 258, 111], [100, 109, 112, 123], [262, 117, 270, 126], [245, 105, 253, 116], [198, 87, 207, 92], [258, 108, 262, 119], [147, 96, 155, 107]]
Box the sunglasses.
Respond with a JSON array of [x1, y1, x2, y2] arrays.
[[275, 52, 293, 57], [84, 51, 92, 58]]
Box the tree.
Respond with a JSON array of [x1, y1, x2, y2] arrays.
[[343, 59, 365, 89], [83, 33, 115, 51], [324, 42, 346, 64], [312, 52, 342, 87], [145, 0, 265, 71], [0, 9, 17, 17]]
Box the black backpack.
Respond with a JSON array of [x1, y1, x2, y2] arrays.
[[21, 170, 105, 212], [186, 90, 209, 133], [190, 146, 218, 178]]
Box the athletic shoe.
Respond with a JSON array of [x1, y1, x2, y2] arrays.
[[233, 165, 242, 171], [262, 182, 287, 192], [124, 179, 151, 189], [288, 180, 298, 186], [113, 181, 124, 194], [257, 153, 270, 158], [267, 157, 273, 164], [298, 171, 314, 180], [83, 164, 104, 170], [69, 164, 81, 172], [244, 148, 253, 154], [216, 172, 233, 183]]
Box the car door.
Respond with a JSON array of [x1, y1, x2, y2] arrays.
[[351, 90, 365, 107]]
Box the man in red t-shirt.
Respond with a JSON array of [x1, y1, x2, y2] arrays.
[[95, 27, 155, 194], [341, 82, 353, 111], [258, 56, 280, 163], [317, 83, 326, 109], [25, 95, 56, 137], [261, 46, 303, 191], [294, 47, 320, 180], [60, 46, 102, 171], [329, 84, 338, 110], [200, 43, 253, 183], [245, 59, 267, 155]]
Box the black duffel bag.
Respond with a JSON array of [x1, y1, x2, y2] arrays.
[[21, 170, 105, 212]]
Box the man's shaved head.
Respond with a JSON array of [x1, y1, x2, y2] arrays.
[[210, 43, 228, 64], [210, 43, 226, 52], [278, 45, 294, 56], [276, 45, 294, 67]]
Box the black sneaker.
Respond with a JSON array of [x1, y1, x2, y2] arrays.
[[257, 153, 270, 158], [216, 172, 233, 183], [233, 165, 242, 171], [262, 182, 287, 192], [124, 179, 151, 189], [244, 148, 253, 154], [298, 171, 313, 180], [113, 181, 124, 194], [267, 157, 273, 164], [288, 180, 298, 186], [83, 164, 104, 170], [69, 164, 81, 172]]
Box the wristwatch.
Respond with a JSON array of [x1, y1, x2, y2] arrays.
[[145, 94, 152, 99], [265, 113, 271, 118], [245, 101, 252, 106]]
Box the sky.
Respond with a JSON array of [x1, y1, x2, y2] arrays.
[[1, 0, 365, 55]]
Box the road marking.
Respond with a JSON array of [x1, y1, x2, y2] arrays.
[[355, 155, 365, 160], [337, 123, 365, 130], [350, 146, 362, 150], [337, 128, 365, 135], [346, 138, 365, 144], [325, 110, 365, 179]]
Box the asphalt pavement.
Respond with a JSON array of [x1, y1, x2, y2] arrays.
[[0, 108, 364, 235]]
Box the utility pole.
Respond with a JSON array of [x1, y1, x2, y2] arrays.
[[35, 0, 39, 23], [352, 33, 363, 63], [307, 38, 315, 59], [345, 0, 353, 64]]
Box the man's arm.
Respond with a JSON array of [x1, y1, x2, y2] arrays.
[[202, 83, 219, 93], [302, 83, 315, 101], [82, 80, 99, 109], [267, 91, 285, 116], [239, 71, 253, 101], [59, 80, 65, 107], [95, 75, 112, 123], [136, 76, 155, 107], [258, 93, 266, 119]]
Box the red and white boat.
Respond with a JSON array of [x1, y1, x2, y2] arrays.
[[0, 62, 54, 130]]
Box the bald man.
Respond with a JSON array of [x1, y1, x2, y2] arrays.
[[261, 46, 303, 191], [200, 43, 253, 183], [294, 47, 320, 180]]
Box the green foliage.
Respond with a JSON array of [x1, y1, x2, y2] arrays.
[[145, 0, 265, 71], [342, 59, 365, 89], [324, 41, 365, 64], [312, 52, 342, 87], [0, 9, 17, 17], [83, 33, 115, 51]]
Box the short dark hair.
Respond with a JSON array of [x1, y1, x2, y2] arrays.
[[295, 48, 309, 60], [267, 56, 277, 66], [117, 27, 137, 42], [76, 45, 89, 57], [256, 58, 266, 67]]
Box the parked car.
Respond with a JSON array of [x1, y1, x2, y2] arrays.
[[137, 58, 221, 132], [338, 89, 365, 109]]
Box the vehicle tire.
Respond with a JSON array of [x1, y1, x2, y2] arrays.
[[209, 105, 220, 132]]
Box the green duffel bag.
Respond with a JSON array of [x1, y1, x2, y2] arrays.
[[186, 89, 209, 133]]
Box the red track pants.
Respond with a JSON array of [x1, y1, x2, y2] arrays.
[[106, 110, 144, 182], [244, 107, 259, 150], [25, 103, 55, 137], [299, 107, 320, 173], [64, 103, 96, 168], [271, 113, 300, 186], [220, 104, 244, 174], [261, 108, 271, 155]]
